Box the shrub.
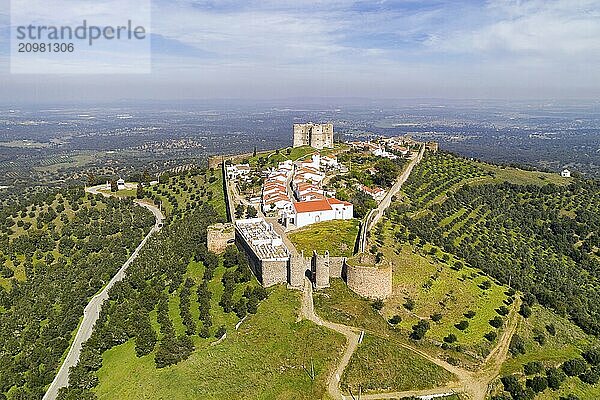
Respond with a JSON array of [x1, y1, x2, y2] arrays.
[[484, 331, 497, 342], [489, 316, 503, 328], [546, 323, 556, 336], [500, 375, 522, 395], [524, 361, 544, 375], [389, 315, 402, 325], [496, 305, 509, 316], [430, 313, 442, 322], [526, 376, 548, 393], [533, 329, 546, 346], [480, 280, 492, 290], [546, 367, 566, 390], [403, 298, 415, 311], [509, 334, 526, 356], [464, 310, 476, 319], [562, 359, 587, 377], [455, 320, 469, 331], [582, 348, 600, 365], [443, 333, 457, 343], [371, 299, 384, 311], [452, 261, 463, 270], [579, 368, 599, 385], [410, 320, 430, 340], [519, 303, 532, 318]]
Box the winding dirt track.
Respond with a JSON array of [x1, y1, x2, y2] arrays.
[[300, 277, 521, 400], [43, 186, 164, 400]]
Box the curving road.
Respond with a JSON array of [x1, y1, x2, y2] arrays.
[[43, 187, 164, 400]]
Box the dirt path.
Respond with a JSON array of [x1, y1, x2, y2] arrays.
[[359, 145, 425, 253], [43, 187, 164, 400], [300, 277, 360, 400], [300, 278, 521, 400]]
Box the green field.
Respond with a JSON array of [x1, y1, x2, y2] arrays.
[[341, 334, 457, 393], [288, 219, 360, 257], [501, 305, 598, 375], [146, 168, 227, 220], [492, 305, 600, 399], [382, 242, 509, 354], [477, 162, 571, 186], [314, 279, 466, 379], [94, 286, 345, 400], [314, 279, 391, 335]]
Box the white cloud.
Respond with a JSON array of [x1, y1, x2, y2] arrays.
[[435, 0, 600, 60]]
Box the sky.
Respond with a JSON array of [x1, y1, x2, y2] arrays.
[[0, 0, 599, 103]]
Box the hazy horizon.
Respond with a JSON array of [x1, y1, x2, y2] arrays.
[[1, 0, 599, 103]]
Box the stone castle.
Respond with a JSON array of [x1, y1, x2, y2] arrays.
[[293, 123, 334, 150], [219, 218, 391, 299]]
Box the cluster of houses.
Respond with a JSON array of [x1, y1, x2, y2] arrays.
[[246, 152, 354, 229], [348, 137, 411, 161], [226, 163, 252, 181], [359, 184, 386, 201], [262, 160, 294, 214]]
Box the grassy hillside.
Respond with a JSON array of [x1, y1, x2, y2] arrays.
[[492, 305, 600, 399], [94, 287, 345, 400], [380, 241, 509, 357], [288, 219, 360, 257], [146, 168, 227, 220], [341, 334, 456, 394], [390, 151, 599, 337]]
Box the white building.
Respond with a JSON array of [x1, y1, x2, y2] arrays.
[[226, 164, 251, 180], [320, 155, 339, 169], [561, 169, 571, 178], [372, 147, 398, 160], [284, 198, 353, 228], [298, 154, 320, 170], [117, 178, 125, 190], [360, 185, 386, 202], [262, 194, 293, 213]]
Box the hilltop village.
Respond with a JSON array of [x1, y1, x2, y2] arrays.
[[210, 123, 428, 299]]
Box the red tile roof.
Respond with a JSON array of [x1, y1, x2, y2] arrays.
[[327, 198, 352, 206], [293, 199, 332, 213], [293, 197, 351, 213]]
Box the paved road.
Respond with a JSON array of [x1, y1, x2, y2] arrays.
[[359, 145, 425, 253], [43, 188, 164, 400]]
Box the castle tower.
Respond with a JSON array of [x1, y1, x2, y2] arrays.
[[314, 251, 330, 289], [293, 123, 334, 150], [288, 252, 307, 288], [293, 124, 310, 147]]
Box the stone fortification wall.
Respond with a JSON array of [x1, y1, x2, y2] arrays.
[[207, 223, 235, 254], [288, 254, 308, 288], [329, 257, 345, 278], [261, 260, 288, 287], [314, 251, 330, 289]]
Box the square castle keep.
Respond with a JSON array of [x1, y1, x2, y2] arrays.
[[293, 123, 334, 150]]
